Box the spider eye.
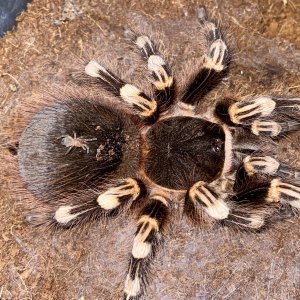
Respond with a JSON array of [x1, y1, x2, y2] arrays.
[[212, 138, 224, 152]]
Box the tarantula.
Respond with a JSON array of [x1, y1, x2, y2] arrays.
[[13, 7, 300, 300]]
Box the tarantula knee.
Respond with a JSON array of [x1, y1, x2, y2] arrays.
[[187, 181, 229, 220], [251, 120, 282, 137], [225, 212, 265, 229], [243, 156, 280, 176], [229, 96, 276, 124], [268, 179, 300, 208], [243, 156, 300, 181]]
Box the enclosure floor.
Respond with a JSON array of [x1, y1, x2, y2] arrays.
[[1, 0, 300, 299]]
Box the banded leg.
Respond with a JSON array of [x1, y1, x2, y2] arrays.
[[228, 156, 300, 228], [126, 30, 175, 111], [237, 177, 300, 210], [268, 179, 300, 209], [26, 178, 145, 228], [225, 184, 282, 230], [185, 180, 271, 230], [241, 156, 300, 209], [184, 180, 230, 222], [180, 7, 230, 107], [215, 96, 300, 137], [243, 155, 300, 180], [124, 194, 169, 300], [83, 60, 158, 122]]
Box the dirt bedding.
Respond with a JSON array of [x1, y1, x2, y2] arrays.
[[1, 0, 300, 299]]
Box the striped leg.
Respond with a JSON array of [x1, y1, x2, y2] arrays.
[[83, 60, 158, 123], [242, 155, 300, 209], [226, 178, 300, 229], [215, 96, 300, 137], [124, 194, 169, 300], [185, 180, 271, 230], [268, 179, 300, 209], [26, 178, 145, 228], [243, 155, 300, 180], [227, 156, 300, 228], [180, 7, 230, 107], [125, 30, 175, 111], [184, 180, 230, 222]]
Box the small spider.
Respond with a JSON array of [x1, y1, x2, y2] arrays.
[[14, 7, 300, 300], [58, 132, 97, 154]]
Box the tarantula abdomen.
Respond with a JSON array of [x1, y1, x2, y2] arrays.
[[18, 98, 140, 200]]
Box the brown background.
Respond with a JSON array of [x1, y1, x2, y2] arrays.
[[1, 0, 300, 299]]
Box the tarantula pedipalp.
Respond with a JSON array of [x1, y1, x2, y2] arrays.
[[13, 7, 300, 300]]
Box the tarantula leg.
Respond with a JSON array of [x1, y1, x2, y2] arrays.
[[180, 7, 230, 106], [223, 210, 266, 230], [28, 178, 145, 228], [185, 180, 269, 230], [268, 179, 300, 208], [184, 180, 229, 221], [83, 60, 158, 122], [223, 187, 275, 230], [124, 194, 169, 300], [216, 96, 300, 136], [227, 171, 300, 230], [125, 30, 175, 111], [243, 156, 300, 180], [241, 156, 300, 208], [232, 177, 300, 210]]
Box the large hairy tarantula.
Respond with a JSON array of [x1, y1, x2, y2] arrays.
[[13, 7, 300, 300]]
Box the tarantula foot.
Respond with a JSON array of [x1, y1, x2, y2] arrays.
[[268, 179, 300, 208], [199, 10, 229, 72], [187, 181, 229, 220], [196, 6, 208, 23], [25, 211, 50, 227], [180, 10, 230, 106], [225, 212, 265, 229], [124, 194, 169, 300]]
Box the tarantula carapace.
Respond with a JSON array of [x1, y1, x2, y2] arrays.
[[14, 7, 300, 300]]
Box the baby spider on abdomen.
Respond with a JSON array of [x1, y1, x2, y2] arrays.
[[58, 132, 97, 154], [11, 6, 300, 300]]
